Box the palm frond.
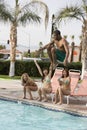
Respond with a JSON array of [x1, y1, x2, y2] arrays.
[[82, 0, 87, 5], [16, 0, 19, 6], [0, 1, 13, 22], [55, 5, 84, 25], [82, 0, 87, 14], [18, 11, 41, 25], [20, 0, 49, 29]]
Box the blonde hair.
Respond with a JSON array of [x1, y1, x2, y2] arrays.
[[21, 73, 36, 86], [21, 73, 29, 81]]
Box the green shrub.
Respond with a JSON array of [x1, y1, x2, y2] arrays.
[[55, 62, 82, 71], [15, 61, 26, 76], [67, 62, 82, 71], [0, 60, 10, 75], [0, 60, 82, 77]]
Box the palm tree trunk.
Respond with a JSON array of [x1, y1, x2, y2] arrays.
[[79, 42, 82, 62], [81, 20, 87, 79], [9, 23, 17, 77], [81, 58, 85, 79], [81, 55, 87, 79], [70, 42, 74, 62]]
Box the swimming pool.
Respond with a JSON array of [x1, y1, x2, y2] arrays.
[[0, 100, 87, 130]]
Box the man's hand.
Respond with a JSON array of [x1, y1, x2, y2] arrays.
[[38, 47, 44, 52], [35, 50, 40, 56]]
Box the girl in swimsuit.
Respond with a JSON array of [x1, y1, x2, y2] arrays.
[[34, 59, 53, 102], [21, 73, 38, 100], [55, 68, 71, 105]]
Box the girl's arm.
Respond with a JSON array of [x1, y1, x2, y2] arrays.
[[34, 59, 43, 77]]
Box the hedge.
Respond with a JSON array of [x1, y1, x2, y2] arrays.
[[0, 60, 82, 77]]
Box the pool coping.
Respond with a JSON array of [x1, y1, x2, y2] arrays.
[[0, 95, 87, 118]]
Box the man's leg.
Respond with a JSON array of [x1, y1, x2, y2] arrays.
[[47, 45, 53, 65], [51, 47, 58, 69]]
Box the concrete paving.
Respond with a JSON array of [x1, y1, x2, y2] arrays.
[[0, 78, 87, 116]]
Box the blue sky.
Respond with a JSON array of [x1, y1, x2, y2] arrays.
[[0, 0, 82, 51]]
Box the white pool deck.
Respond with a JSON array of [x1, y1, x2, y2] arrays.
[[0, 78, 87, 117]]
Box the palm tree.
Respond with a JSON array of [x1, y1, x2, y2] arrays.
[[63, 35, 67, 39], [39, 41, 44, 57], [55, 0, 87, 78], [0, 0, 49, 77], [39, 41, 43, 49], [51, 14, 57, 40], [70, 42, 75, 62], [71, 35, 75, 42], [79, 35, 82, 62], [70, 35, 75, 62]]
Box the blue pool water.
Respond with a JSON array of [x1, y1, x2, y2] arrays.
[[0, 100, 87, 130]]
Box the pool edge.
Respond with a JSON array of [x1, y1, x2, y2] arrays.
[[0, 95, 87, 118]]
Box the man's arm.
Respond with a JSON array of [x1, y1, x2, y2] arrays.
[[39, 41, 54, 52]]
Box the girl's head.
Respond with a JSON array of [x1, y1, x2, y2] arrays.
[[41, 68, 49, 82], [43, 68, 49, 76], [62, 68, 69, 78], [21, 73, 29, 81]]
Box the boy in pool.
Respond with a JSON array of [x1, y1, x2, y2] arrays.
[[21, 73, 38, 100]]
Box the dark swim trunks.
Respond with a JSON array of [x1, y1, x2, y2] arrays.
[[55, 49, 66, 62]]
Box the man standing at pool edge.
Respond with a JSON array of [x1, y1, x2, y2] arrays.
[[39, 30, 69, 69]]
